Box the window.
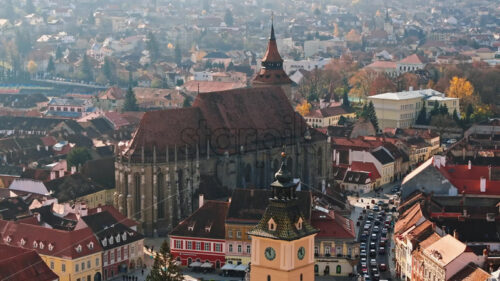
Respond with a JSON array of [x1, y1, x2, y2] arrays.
[[75, 264, 79, 272], [228, 230, 233, 238], [229, 244, 233, 252], [87, 260, 91, 269], [300, 274, 303, 281], [50, 261, 54, 269], [204, 242, 210, 251], [325, 246, 331, 255], [81, 262, 85, 270], [96, 258, 99, 267], [236, 231, 242, 239], [336, 265, 342, 274], [175, 240, 181, 249], [117, 248, 121, 260], [103, 252, 107, 264], [157, 173, 165, 219], [134, 173, 141, 219], [61, 264, 66, 272], [186, 241, 192, 250], [267, 275, 271, 281], [246, 245, 251, 254], [215, 244, 221, 252], [238, 245, 242, 253], [110, 251, 114, 262], [315, 246, 319, 255], [195, 242, 201, 251]]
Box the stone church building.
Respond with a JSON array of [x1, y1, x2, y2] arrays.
[[114, 24, 331, 236]]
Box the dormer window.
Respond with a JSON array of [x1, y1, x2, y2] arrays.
[[102, 239, 107, 247], [188, 222, 196, 231], [75, 245, 82, 253], [4, 236, 11, 243], [295, 217, 304, 230], [268, 218, 276, 231], [88, 242, 94, 249], [116, 234, 120, 243], [39, 242, 45, 249], [48, 243, 54, 251], [109, 236, 114, 245], [122, 233, 127, 241], [205, 222, 213, 233], [33, 241, 38, 248], [20, 238, 26, 246]]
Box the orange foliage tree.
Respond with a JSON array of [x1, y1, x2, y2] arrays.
[[295, 100, 312, 116]]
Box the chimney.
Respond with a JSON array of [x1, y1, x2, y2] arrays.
[[468, 160, 472, 170], [336, 152, 340, 166], [50, 171, 56, 180], [199, 194, 204, 208], [34, 212, 41, 222], [348, 149, 352, 165], [71, 166, 76, 174], [480, 177, 486, 192], [58, 169, 64, 178]]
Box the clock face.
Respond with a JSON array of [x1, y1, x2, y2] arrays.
[[297, 246, 306, 260], [264, 247, 276, 261]]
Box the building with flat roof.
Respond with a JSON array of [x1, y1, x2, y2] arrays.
[[368, 89, 459, 129]]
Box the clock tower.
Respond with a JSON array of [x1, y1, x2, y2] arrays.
[[248, 152, 318, 281]]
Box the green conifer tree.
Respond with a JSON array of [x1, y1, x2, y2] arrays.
[[146, 240, 183, 281], [123, 85, 139, 111]]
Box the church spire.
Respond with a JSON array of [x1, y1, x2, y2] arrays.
[[270, 12, 276, 41]]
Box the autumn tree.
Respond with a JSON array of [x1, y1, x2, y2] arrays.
[[396, 72, 419, 92], [349, 69, 377, 101], [296, 100, 312, 116], [27, 60, 37, 76], [369, 74, 395, 95], [446, 76, 474, 99]]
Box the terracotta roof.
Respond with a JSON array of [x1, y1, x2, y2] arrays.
[[332, 137, 384, 149], [423, 234, 466, 267], [261, 23, 282, 62], [311, 209, 355, 239], [0, 244, 58, 281], [103, 112, 129, 129], [0, 219, 102, 259], [366, 61, 397, 69], [449, 263, 491, 281], [395, 202, 424, 235], [419, 232, 442, 250], [182, 80, 246, 93], [398, 54, 423, 64], [350, 162, 381, 181], [99, 87, 125, 100], [170, 201, 229, 240], [306, 106, 354, 118], [439, 164, 500, 196]]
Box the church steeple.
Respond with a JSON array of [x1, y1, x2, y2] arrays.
[[252, 15, 292, 86]]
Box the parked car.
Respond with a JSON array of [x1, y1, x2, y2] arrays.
[[379, 247, 386, 255], [379, 263, 387, 271]]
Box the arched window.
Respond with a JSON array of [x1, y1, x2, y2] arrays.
[[157, 173, 165, 219], [216, 260, 220, 269], [336, 265, 341, 274], [314, 265, 318, 273], [134, 173, 141, 219], [187, 258, 192, 266], [324, 265, 330, 275], [300, 274, 303, 281], [267, 275, 271, 281]]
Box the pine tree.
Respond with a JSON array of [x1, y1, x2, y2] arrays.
[[439, 104, 448, 115], [55, 45, 63, 60], [146, 240, 183, 281], [224, 9, 234, 27], [338, 115, 347, 125], [342, 88, 350, 108], [466, 104, 474, 122], [102, 57, 113, 82], [452, 109, 460, 122], [367, 101, 379, 131], [46, 56, 55, 74], [79, 54, 93, 82], [123, 85, 139, 111], [174, 44, 182, 65], [430, 102, 440, 117], [146, 32, 160, 61], [416, 105, 427, 125]]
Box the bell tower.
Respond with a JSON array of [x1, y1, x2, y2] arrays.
[[252, 17, 293, 98], [248, 152, 318, 281]]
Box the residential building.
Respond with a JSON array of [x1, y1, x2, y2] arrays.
[[368, 89, 460, 129], [422, 235, 485, 281], [80, 210, 144, 280], [170, 200, 229, 270], [0, 220, 103, 281], [0, 244, 59, 281], [412, 233, 442, 281], [248, 154, 319, 281], [311, 208, 358, 277], [365, 54, 426, 77], [304, 106, 356, 128], [46, 98, 92, 119]]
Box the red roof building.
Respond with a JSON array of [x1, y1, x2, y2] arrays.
[[438, 163, 500, 195], [169, 201, 229, 269], [0, 244, 59, 281]]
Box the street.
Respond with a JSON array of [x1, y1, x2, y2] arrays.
[[348, 182, 401, 281]]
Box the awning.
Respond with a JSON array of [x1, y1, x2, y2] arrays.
[[174, 261, 182, 266], [189, 262, 202, 267], [234, 264, 248, 271], [221, 263, 236, 270], [200, 262, 213, 268]]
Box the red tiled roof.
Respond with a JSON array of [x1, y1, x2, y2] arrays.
[[449, 263, 491, 281], [395, 203, 424, 235], [311, 209, 355, 239], [439, 164, 500, 195], [398, 54, 423, 64], [182, 80, 246, 93], [99, 87, 125, 100], [0, 220, 102, 259], [305, 106, 354, 118], [103, 112, 129, 129], [332, 137, 384, 149], [366, 61, 397, 69], [170, 201, 229, 239], [261, 24, 283, 62], [40, 136, 57, 147], [253, 69, 293, 85], [350, 161, 381, 181], [0, 244, 58, 281]]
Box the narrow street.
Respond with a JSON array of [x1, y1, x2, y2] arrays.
[[348, 182, 401, 281]]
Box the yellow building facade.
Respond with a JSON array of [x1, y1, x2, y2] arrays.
[[79, 188, 115, 209], [42, 252, 102, 281]]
